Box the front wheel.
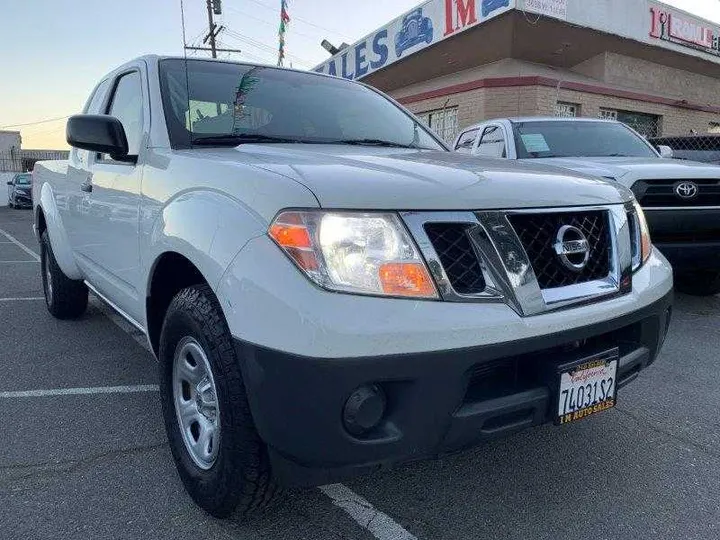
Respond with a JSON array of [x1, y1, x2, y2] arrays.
[[8, 199, 13, 209], [40, 231, 88, 319], [675, 271, 720, 296], [159, 285, 279, 519]]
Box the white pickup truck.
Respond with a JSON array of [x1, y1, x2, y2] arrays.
[[454, 117, 720, 296], [33, 56, 673, 519]]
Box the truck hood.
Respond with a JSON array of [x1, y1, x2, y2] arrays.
[[524, 156, 720, 184], [206, 145, 631, 210]]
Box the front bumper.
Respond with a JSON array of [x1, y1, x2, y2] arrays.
[[11, 193, 32, 207], [645, 208, 720, 271], [235, 290, 673, 487]]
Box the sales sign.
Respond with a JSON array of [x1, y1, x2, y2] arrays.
[[649, 4, 720, 57], [523, 0, 567, 21], [314, 0, 516, 80]]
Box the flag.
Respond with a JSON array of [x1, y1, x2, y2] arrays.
[[278, 0, 290, 66]]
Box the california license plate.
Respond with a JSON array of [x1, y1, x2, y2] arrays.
[[557, 349, 618, 425]]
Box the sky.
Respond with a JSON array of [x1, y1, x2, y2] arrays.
[[0, 0, 718, 149]]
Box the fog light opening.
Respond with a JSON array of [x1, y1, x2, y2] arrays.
[[343, 384, 387, 436]]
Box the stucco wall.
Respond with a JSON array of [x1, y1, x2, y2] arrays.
[[601, 52, 720, 108]]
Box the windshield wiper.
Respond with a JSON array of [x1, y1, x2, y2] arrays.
[[328, 138, 417, 149], [192, 134, 299, 146]]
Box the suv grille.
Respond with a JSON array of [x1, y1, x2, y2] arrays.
[[632, 179, 720, 207], [425, 223, 486, 294], [508, 211, 611, 289]]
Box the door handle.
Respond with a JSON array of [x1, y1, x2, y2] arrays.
[[80, 181, 93, 193]]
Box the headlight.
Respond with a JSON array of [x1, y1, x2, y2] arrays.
[[269, 210, 438, 299], [630, 201, 652, 271]]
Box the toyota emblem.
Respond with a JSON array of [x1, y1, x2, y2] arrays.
[[674, 181, 699, 199], [553, 225, 590, 272]]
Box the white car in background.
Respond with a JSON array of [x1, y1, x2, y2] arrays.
[[454, 118, 720, 296]]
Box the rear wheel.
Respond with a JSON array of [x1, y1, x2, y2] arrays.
[[40, 231, 88, 319], [675, 271, 720, 296], [159, 285, 279, 519]]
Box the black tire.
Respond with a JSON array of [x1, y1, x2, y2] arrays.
[[675, 271, 720, 296], [40, 231, 88, 319], [7, 199, 13, 209], [159, 285, 279, 519]]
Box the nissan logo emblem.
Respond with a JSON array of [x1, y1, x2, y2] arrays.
[[553, 225, 591, 272], [674, 181, 699, 199]]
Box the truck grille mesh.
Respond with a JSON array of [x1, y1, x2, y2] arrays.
[[425, 223, 486, 295], [508, 211, 611, 289], [632, 179, 720, 207]]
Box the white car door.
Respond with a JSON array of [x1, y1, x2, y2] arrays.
[[72, 67, 147, 320], [60, 78, 113, 252], [475, 125, 508, 158]]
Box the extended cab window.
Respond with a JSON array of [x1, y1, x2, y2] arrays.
[[455, 129, 478, 152], [105, 71, 144, 158], [477, 126, 506, 158], [158, 59, 444, 150]]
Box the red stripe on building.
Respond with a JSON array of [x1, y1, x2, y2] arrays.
[[396, 76, 720, 114]]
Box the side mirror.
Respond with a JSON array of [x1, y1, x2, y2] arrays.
[[6, 181, 12, 186], [66, 115, 133, 161], [658, 145, 674, 159]]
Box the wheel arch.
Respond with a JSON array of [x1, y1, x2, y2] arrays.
[[37, 183, 83, 280], [145, 251, 209, 356]]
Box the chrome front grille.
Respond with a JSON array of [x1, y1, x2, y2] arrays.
[[424, 223, 486, 295], [508, 211, 612, 289], [402, 204, 633, 316]]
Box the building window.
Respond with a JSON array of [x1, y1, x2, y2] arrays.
[[709, 122, 720, 134], [599, 108, 660, 138], [599, 108, 618, 121], [555, 102, 579, 118], [416, 107, 459, 143]]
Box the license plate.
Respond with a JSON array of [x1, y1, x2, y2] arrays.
[[557, 349, 618, 425]]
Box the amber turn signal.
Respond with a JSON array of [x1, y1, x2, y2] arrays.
[[378, 263, 436, 297]]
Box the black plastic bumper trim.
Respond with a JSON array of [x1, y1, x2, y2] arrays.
[[234, 290, 673, 486]]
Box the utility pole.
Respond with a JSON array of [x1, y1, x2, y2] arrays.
[[205, 0, 218, 58], [184, 0, 242, 57]]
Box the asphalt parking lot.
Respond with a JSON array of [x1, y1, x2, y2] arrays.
[[1, 206, 719, 540]]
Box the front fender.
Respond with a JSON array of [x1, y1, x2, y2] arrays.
[[144, 189, 268, 296], [38, 182, 83, 280]]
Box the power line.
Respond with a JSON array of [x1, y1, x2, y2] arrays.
[[238, 0, 353, 41], [1, 116, 70, 129], [223, 29, 312, 66], [223, 5, 323, 43]]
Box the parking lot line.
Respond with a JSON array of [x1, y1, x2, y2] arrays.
[[319, 484, 418, 540], [0, 227, 40, 262], [0, 384, 159, 399], [0, 218, 420, 540], [0, 297, 44, 302]]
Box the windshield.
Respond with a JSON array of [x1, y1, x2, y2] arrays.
[[14, 174, 31, 185], [159, 59, 444, 151], [512, 120, 658, 159]]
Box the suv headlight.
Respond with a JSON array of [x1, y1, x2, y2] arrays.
[[269, 210, 438, 299], [630, 201, 652, 271]]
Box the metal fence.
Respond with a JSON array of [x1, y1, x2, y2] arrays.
[[649, 135, 720, 165], [0, 149, 69, 173]]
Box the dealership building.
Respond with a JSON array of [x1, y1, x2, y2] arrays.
[[315, 0, 720, 143]]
